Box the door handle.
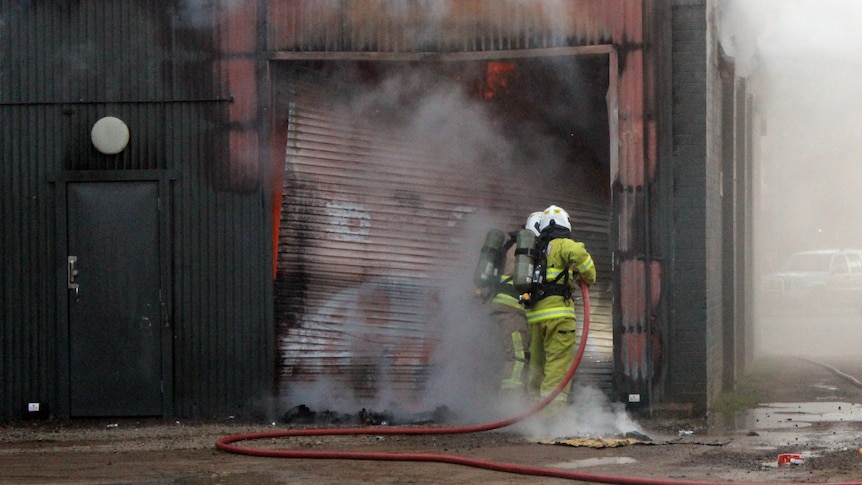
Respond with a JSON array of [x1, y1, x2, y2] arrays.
[[67, 256, 79, 292]]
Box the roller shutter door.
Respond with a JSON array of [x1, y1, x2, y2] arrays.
[[275, 77, 614, 406]]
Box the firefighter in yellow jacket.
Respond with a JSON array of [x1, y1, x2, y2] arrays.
[[488, 212, 543, 394], [525, 205, 596, 413]]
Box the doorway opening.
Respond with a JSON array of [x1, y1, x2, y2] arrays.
[[272, 52, 614, 416]]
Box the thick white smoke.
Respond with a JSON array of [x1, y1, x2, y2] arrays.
[[718, 0, 862, 357], [275, 2, 630, 437], [719, 0, 862, 253]]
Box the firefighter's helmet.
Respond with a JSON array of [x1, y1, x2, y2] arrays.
[[525, 211, 543, 236], [539, 205, 571, 231]]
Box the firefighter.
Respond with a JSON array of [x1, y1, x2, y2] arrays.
[[525, 205, 596, 416], [477, 212, 543, 399]]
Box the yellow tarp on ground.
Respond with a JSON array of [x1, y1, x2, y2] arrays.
[[539, 437, 651, 448]]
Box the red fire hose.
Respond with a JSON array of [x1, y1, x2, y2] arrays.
[[216, 283, 855, 485]]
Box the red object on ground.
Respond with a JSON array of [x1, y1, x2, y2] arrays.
[[777, 453, 804, 466]]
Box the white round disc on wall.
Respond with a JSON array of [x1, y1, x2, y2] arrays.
[[91, 116, 130, 155]]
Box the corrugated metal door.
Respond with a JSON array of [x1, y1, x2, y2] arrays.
[[276, 73, 614, 405]]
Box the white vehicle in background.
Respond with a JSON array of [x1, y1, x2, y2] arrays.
[[760, 249, 862, 315]]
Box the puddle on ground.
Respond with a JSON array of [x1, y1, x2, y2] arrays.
[[745, 402, 862, 430], [727, 401, 862, 450], [551, 457, 638, 469]]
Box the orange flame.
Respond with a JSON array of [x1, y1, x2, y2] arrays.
[[483, 61, 515, 99]]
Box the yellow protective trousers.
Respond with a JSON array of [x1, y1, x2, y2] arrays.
[[527, 315, 577, 401], [489, 302, 529, 390]]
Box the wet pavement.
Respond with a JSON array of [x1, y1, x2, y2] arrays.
[[747, 401, 862, 432], [2, 353, 862, 484], [740, 401, 862, 467]]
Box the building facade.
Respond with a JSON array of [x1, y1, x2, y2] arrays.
[[0, 0, 752, 421]]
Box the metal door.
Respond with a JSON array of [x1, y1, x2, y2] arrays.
[[66, 181, 163, 416]]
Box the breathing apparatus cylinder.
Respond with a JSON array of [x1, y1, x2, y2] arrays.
[[511, 229, 537, 295], [473, 229, 506, 288]]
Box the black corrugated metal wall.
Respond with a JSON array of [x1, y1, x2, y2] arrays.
[[0, 1, 272, 420]]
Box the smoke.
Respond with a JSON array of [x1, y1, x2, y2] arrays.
[[341, 72, 521, 423], [718, 0, 862, 251], [419, 232, 505, 423], [275, 67, 526, 422], [718, 1, 862, 357], [275, 4, 612, 427], [276, 58, 610, 426], [343, 67, 516, 173], [508, 385, 643, 440]]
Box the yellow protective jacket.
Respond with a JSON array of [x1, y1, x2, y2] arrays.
[[491, 244, 522, 310], [524, 237, 596, 325], [491, 279, 522, 310]]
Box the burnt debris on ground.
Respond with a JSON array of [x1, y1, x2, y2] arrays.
[[282, 404, 455, 426]]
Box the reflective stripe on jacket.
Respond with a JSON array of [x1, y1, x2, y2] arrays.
[[492, 291, 522, 309], [491, 275, 522, 310]]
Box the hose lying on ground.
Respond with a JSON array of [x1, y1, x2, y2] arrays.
[[217, 283, 859, 485]]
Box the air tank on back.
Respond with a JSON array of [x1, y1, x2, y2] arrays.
[[512, 229, 537, 294], [473, 229, 506, 288]]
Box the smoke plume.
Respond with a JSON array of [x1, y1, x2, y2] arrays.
[[718, 0, 862, 357]]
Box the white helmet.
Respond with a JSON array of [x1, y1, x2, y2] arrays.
[[539, 205, 571, 231], [525, 211, 543, 236]]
